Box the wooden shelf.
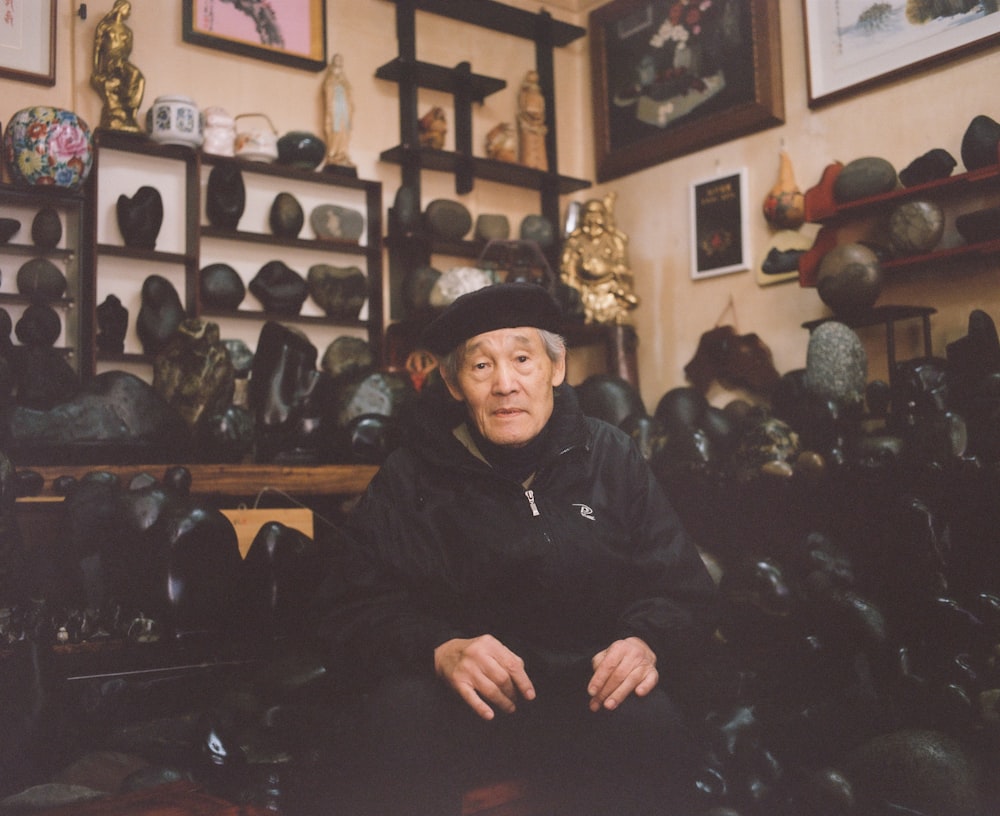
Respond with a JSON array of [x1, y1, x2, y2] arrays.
[[96, 243, 192, 264], [799, 162, 1000, 285], [21, 463, 378, 497], [200, 225, 370, 256], [380, 145, 591, 195], [376, 58, 505, 100], [381, 0, 585, 46]]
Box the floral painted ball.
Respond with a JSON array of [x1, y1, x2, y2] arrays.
[[4, 106, 94, 189]]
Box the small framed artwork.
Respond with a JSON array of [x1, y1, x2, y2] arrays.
[[803, 0, 1000, 107], [589, 0, 784, 183], [183, 0, 327, 72], [0, 0, 56, 86], [690, 169, 749, 280]]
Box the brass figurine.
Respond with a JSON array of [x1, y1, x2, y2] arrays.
[[91, 0, 144, 132], [560, 192, 640, 325]]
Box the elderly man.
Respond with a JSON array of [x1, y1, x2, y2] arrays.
[[316, 282, 717, 815]]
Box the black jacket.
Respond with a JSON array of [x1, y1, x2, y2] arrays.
[[315, 382, 718, 686]]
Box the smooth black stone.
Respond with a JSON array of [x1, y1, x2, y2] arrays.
[[96, 294, 128, 354], [762, 247, 804, 275], [269, 192, 304, 238], [249, 261, 308, 315], [137, 274, 186, 356], [575, 373, 647, 429], [899, 148, 957, 187], [9, 344, 81, 410], [391, 185, 420, 233], [0, 218, 21, 244], [196, 404, 255, 463], [961, 114, 1000, 171], [8, 370, 190, 464], [401, 264, 441, 317], [310, 203, 364, 241], [519, 214, 555, 248], [15, 303, 61, 346], [116, 185, 164, 250], [248, 321, 324, 463], [200, 263, 246, 310], [276, 130, 325, 170], [16, 257, 67, 301], [206, 163, 246, 230], [31, 207, 62, 249], [955, 206, 1000, 244]]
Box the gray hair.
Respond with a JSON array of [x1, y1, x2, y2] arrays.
[[437, 328, 566, 386]]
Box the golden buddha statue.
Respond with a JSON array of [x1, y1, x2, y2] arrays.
[[560, 192, 639, 325], [91, 0, 144, 132]]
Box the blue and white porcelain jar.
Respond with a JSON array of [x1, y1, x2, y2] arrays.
[[147, 95, 203, 148]]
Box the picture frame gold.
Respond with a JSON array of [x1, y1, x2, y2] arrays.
[[0, 0, 56, 86], [590, 0, 784, 183], [182, 0, 327, 72]]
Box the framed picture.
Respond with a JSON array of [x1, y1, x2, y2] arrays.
[[183, 0, 327, 72], [690, 169, 749, 280], [803, 0, 1000, 107], [589, 0, 784, 183], [0, 0, 56, 86]]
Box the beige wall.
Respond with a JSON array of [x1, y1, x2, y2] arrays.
[[3, 0, 999, 412]]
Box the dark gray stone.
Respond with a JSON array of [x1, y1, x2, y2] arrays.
[[307, 263, 367, 320], [475, 213, 510, 242], [270, 192, 304, 238], [15, 303, 61, 346], [96, 294, 128, 354], [804, 321, 868, 407], [116, 185, 164, 250], [519, 214, 555, 248], [223, 338, 254, 377], [817, 242, 882, 319], [899, 148, 956, 187], [0, 218, 21, 244], [321, 335, 374, 380], [961, 114, 1000, 171], [10, 344, 80, 409], [16, 257, 66, 301], [137, 274, 186, 355], [31, 206, 62, 249], [423, 199, 472, 240], [200, 263, 246, 310], [832, 157, 898, 203], [206, 163, 245, 230], [249, 261, 308, 315], [311, 204, 364, 242]]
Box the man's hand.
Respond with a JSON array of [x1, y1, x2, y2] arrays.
[[434, 635, 536, 721], [588, 637, 658, 712]]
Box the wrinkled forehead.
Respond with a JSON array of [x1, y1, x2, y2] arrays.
[[461, 326, 541, 356]]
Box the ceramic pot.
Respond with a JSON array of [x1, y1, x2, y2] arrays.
[[4, 106, 94, 189], [202, 106, 236, 157], [148, 95, 203, 148], [276, 131, 325, 170], [234, 113, 278, 162]]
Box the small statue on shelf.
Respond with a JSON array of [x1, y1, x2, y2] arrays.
[[517, 70, 548, 171], [322, 53, 356, 173], [91, 0, 145, 132], [485, 122, 517, 163], [560, 192, 639, 325], [418, 106, 447, 150]]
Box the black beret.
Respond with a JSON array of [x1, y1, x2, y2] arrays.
[[420, 282, 563, 356]]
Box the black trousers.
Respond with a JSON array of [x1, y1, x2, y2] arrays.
[[347, 671, 699, 816]]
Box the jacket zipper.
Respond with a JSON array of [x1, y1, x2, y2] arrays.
[[525, 489, 540, 517]]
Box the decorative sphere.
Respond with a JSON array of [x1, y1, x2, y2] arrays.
[[4, 107, 94, 189], [816, 242, 882, 319], [888, 200, 944, 255]]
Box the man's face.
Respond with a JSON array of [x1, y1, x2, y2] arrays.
[[445, 327, 566, 448]]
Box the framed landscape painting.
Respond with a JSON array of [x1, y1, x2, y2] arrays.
[[803, 0, 1000, 107], [183, 0, 327, 71]]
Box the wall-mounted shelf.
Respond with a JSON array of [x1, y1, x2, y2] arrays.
[[799, 162, 1000, 285]]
